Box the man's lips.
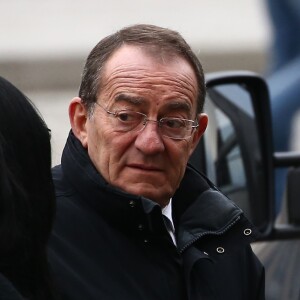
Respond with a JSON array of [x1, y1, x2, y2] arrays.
[[127, 163, 162, 172]]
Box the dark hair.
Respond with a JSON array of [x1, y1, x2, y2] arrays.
[[79, 24, 206, 114], [0, 77, 55, 300]]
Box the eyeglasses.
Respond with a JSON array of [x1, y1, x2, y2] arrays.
[[95, 102, 198, 140]]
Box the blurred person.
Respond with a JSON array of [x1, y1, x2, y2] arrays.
[[266, 0, 300, 72], [0, 77, 56, 300], [48, 24, 265, 300], [265, 0, 300, 213]]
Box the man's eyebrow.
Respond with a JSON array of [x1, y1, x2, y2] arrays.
[[115, 94, 146, 105], [166, 101, 192, 113]]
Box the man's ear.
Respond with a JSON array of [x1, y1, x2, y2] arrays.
[[69, 97, 89, 148], [189, 113, 208, 156]]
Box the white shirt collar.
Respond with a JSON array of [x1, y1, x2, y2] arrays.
[[161, 199, 176, 245]]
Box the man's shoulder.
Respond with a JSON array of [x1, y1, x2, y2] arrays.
[[0, 273, 24, 300], [51, 164, 74, 198], [52, 164, 63, 186], [51, 164, 83, 223], [50, 165, 94, 241]]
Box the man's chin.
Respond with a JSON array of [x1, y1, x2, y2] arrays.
[[119, 183, 172, 207]]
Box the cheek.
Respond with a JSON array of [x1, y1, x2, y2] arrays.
[[87, 124, 134, 182]]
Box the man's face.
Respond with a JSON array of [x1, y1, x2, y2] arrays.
[[74, 45, 207, 207]]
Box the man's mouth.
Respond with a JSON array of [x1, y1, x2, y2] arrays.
[[127, 163, 162, 172]]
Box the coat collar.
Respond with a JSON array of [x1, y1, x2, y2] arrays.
[[173, 165, 243, 251]]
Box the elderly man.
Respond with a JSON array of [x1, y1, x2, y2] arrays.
[[49, 24, 264, 299]]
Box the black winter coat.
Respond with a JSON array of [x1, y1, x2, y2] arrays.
[[0, 273, 24, 300], [48, 132, 265, 300]]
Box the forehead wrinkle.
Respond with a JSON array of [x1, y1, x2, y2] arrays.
[[101, 67, 149, 94], [105, 64, 195, 86], [150, 75, 197, 97], [102, 65, 197, 105]]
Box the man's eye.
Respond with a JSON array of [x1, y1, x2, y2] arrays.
[[163, 118, 185, 128], [117, 111, 136, 122]]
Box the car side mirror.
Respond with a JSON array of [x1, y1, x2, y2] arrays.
[[189, 71, 300, 240]]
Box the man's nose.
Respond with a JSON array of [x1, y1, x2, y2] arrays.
[[134, 121, 165, 154]]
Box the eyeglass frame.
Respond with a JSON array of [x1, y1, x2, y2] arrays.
[[94, 101, 199, 140]]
